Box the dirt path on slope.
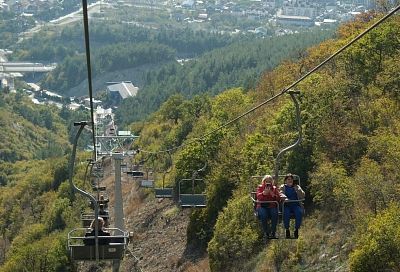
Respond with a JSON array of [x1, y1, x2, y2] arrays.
[[100, 160, 210, 272]]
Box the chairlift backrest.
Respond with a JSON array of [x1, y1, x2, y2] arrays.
[[127, 171, 144, 177], [140, 179, 154, 188], [92, 186, 107, 191], [155, 188, 173, 198]]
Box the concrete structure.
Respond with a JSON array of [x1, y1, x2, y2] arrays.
[[277, 14, 314, 26], [0, 61, 56, 91], [0, 62, 56, 72], [281, 0, 318, 18], [84, 97, 102, 107]]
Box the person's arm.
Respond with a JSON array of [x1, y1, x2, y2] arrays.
[[278, 185, 287, 201], [256, 185, 265, 198], [294, 185, 305, 199]]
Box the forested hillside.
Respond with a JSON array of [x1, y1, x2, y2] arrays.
[[115, 28, 335, 124], [131, 11, 400, 271], [0, 10, 399, 272], [13, 20, 334, 122], [14, 24, 244, 93], [0, 92, 69, 162]]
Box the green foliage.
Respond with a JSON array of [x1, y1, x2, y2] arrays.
[[309, 161, 354, 221], [0, 156, 87, 271], [0, 93, 69, 162], [353, 158, 386, 217], [208, 196, 260, 272], [1, 231, 69, 272], [349, 203, 400, 272]]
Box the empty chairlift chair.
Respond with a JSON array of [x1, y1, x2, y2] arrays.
[[139, 169, 154, 188], [178, 178, 206, 208], [155, 171, 173, 198], [155, 152, 174, 198], [127, 170, 144, 178]]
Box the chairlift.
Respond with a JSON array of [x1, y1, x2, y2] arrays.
[[139, 168, 154, 188], [68, 122, 129, 266], [127, 170, 144, 178], [68, 227, 129, 261], [140, 179, 155, 188], [249, 174, 301, 210], [178, 163, 207, 208], [81, 213, 110, 228], [250, 91, 305, 239], [155, 152, 173, 198], [92, 185, 107, 191]]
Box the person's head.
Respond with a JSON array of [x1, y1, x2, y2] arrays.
[[284, 173, 294, 187], [90, 217, 105, 230], [262, 175, 273, 187], [100, 195, 104, 201]]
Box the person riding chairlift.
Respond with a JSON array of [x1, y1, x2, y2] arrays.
[[280, 173, 305, 239], [256, 175, 285, 241], [84, 217, 110, 245]]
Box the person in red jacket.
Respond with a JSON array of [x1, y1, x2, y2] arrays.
[[256, 175, 284, 239]]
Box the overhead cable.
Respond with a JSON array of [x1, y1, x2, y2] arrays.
[[81, 0, 97, 159]]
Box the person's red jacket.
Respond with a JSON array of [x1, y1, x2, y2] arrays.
[[256, 184, 283, 208]]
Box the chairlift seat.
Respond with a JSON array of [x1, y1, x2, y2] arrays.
[[127, 171, 144, 177], [155, 188, 173, 198], [70, 244, 125, 261], [92, 186, 106, 191], [179, 194, 206, 208], [140, 180, 154, 188]]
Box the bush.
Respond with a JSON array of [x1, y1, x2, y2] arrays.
[[208, 195, 260, 272], [349, 203, 400, 272]]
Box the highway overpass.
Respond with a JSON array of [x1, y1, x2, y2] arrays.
[[0, 62, 56, 73]]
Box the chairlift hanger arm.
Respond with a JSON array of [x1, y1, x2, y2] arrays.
[[274, 92, 302, 182], [68, 121, 99, 259]]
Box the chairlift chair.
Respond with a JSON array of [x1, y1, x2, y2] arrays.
[[154, 153, 174, 198], [81, 213, 95, 228], [68, 227, 129, 261], [251, 91, 306, 239], [92, 185, 106, 191], [140, 179, 155, 188], [127, 170, 144, 178], [178, 178, 206, 208], [138, 168, 155, 188], [155, 187, 173, 198]]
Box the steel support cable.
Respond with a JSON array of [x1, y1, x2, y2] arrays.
[[139, 5, 399, 156], [81, 0, 97, 160]]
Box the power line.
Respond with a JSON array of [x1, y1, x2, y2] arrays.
[[140, 5, 400, 155]]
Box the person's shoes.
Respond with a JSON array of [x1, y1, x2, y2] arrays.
[[285, 229, 290, 239], [294, 229, 299, 239]]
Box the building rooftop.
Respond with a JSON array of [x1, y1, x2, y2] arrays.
[[107, 81, 138, 99]]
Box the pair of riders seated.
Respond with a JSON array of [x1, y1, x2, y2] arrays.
[[256, 173, 305, 240]]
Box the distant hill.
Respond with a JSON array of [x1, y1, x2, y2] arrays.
[[0, 92, 69, 162]]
